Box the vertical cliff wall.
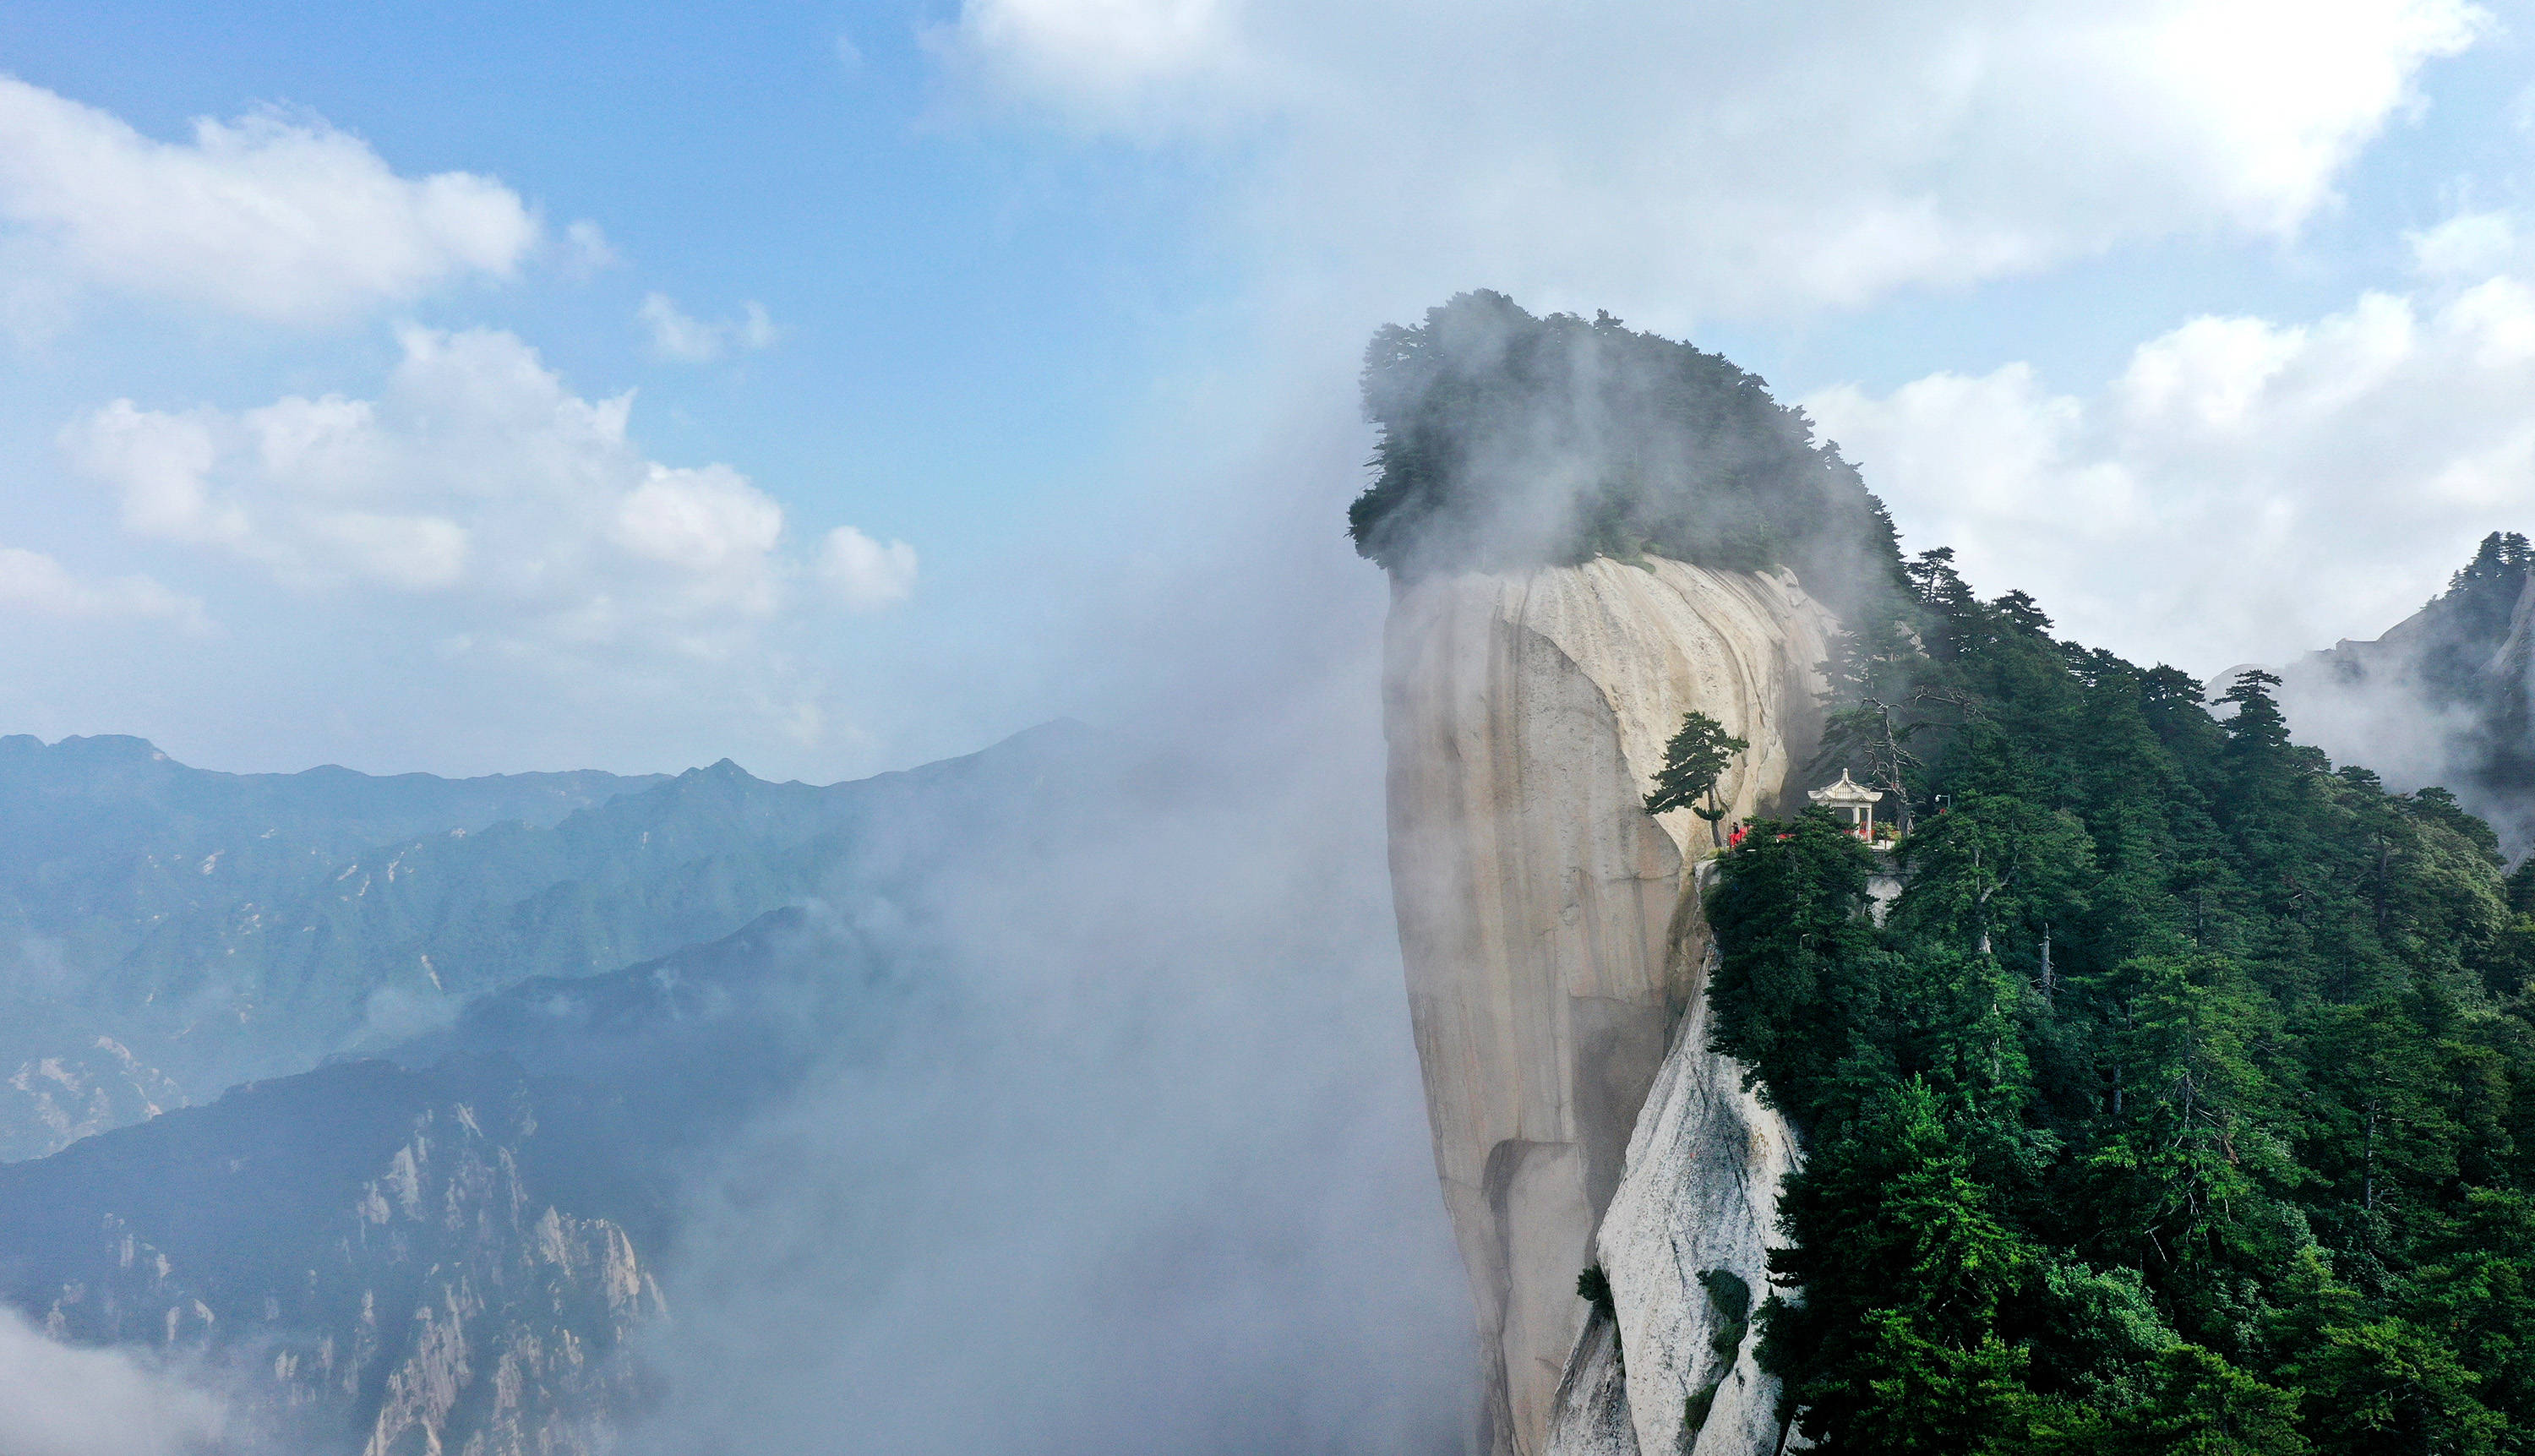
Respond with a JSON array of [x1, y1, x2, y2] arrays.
[[1381, 555, 1834, 1456]]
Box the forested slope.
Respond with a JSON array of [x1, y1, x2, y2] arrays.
[[1716, 550, 2535, 1453]]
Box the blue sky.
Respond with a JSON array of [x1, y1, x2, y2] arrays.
[[3, 0, 2532, 778]]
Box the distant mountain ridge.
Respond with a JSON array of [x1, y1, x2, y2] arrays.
[[0, 733, 667, 870], [0, 722, 1116, 1453], [0, 721, 1099, 1160], [0, 736, 664, 1161]]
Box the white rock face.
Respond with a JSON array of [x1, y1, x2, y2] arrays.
[[1381, 556, 1834, 1456], [1540, 1311, 1639, 1456], [1590, 868, 1800, 1456]]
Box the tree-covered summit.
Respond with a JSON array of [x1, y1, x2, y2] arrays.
[[2420, 530, 2532, 702], [1347, 292, 1903, 619]]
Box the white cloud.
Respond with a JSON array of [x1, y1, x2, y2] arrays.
[[0, 1306, 236, 1455], [820, 526, 919, 610], [1806, 268, 2535, 673], [639, 293, 777, 362], [2409, 206, 2532, 280], [57, 326, 904, 661], [563, 218, 619, 274], [940, 0, 2486, 317], [953, 0, 1231, 107], [0, 76, 537, 324], [58, 402, 242, 543], [0, 546, 208, 632], [616, 466, 788, 615], [638, 293, 722, 362]]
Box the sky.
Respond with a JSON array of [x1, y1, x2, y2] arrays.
[[4, 0, 2535, 781]]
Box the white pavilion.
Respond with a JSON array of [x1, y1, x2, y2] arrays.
[[1807, 768, 1883, 839]]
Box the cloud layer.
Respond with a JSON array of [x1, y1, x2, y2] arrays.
[[0, 76, 537, 324], [1807, 257, 2535, 672], [59, 327, 913, 661], [943, 0, 2485, 318]]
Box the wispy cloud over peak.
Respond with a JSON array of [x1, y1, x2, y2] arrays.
[[1807, 263, 2535, 674], [0, 546, 210, 635]]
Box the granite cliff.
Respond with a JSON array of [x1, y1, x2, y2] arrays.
[[1382, 554, 1834, 1456]]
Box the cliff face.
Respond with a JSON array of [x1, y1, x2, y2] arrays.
[[1381, 555, 1834, 1456], [1590, 875, 1801, 1456]]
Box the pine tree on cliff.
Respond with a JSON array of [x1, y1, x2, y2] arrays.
[[1645, 710, 1749, 848]]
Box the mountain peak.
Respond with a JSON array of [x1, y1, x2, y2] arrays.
[[48, 733, 173, 764]]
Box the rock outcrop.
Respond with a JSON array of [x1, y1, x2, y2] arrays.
[[1, 1035, 185, 1162], [1381, 555, 1834, 1456], [0, 1059, 664, 1454], [1591, 871, 1799, 1456]]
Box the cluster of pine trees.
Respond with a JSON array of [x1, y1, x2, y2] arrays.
[[2423, 530, 2534, 697], [1346, 292, 1898, 622], [1711, 549, 2535, 1454]]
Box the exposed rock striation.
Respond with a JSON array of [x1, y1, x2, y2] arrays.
[[1540, 1310, 1638, 1456], [1591, 870, 1799, 1456], [1381, 555, 1834, 1456]]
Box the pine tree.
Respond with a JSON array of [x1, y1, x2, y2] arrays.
[[1645, 709, 1750, 847], [1704, 558, 2535, 1450]]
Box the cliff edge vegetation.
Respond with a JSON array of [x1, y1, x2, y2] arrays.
[[1346, 291, 1903, 624], [1713, 549, 2535, 1454]]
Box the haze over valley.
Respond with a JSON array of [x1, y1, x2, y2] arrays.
[[8, 3, 2535, 1453]]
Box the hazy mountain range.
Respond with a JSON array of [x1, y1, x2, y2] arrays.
[[0, 722, 1117, 1453]]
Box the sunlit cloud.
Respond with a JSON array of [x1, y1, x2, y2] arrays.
[[1807, 265, 2535, 672], [941, 0, 2486, 319], [0, 75, 537, 325]]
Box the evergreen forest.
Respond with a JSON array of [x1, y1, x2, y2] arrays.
[[1715, 549, 2535, 1454]]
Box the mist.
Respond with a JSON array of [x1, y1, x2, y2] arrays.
[[12, 8, 2535, 1454], [2257, 541, 2535, 859], [1344, 292, 1897, 626], [0, 1306, 235, 1456], [603, 323, 1479, 1453]]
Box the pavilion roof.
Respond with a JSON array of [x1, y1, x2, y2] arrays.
[[1807, 769, 1881, 805]]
